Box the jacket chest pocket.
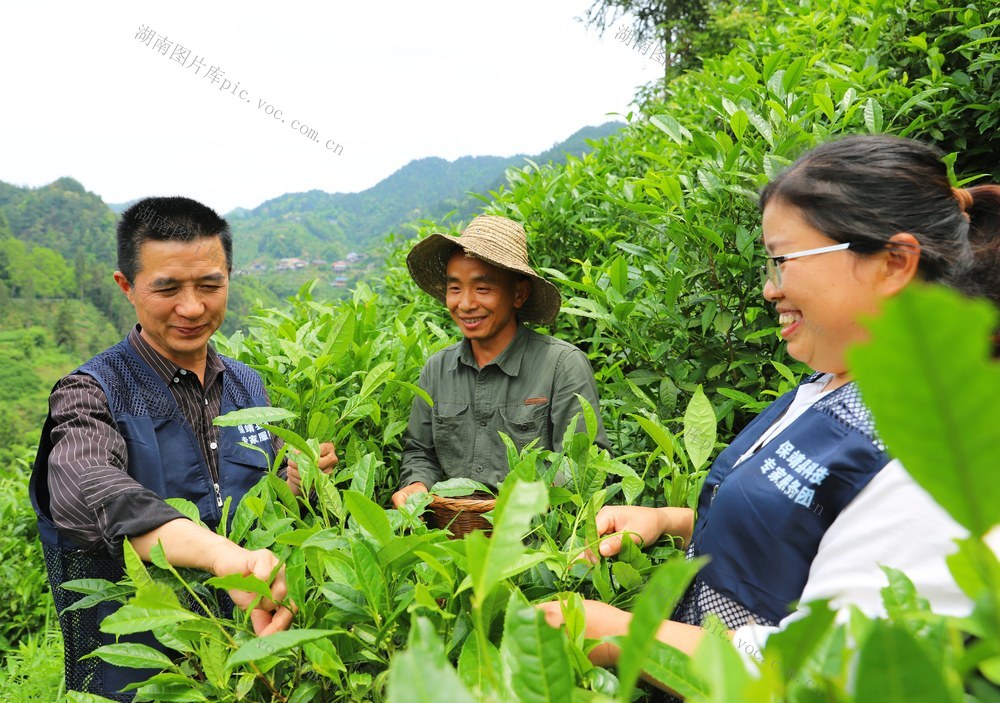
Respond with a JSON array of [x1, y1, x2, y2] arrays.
[[432, 404, 472, 469], [499, 403, 550, 452]]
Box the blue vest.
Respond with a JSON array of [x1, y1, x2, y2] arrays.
[[688, 377, 889, 624], [30, 338, 276, 700]]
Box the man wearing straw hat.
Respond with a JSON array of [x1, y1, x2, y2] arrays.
[[392, 214, 609, 508]]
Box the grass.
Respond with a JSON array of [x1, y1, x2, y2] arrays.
[[0, 624, 66, 703]]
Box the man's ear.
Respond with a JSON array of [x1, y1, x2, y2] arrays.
[[880, 232, 922, 296], [112, 271, 134, 302], [513, 278, 532, 309]]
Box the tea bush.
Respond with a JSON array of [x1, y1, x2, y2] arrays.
[[70, 285, 999, 703], [0, 449, 56, 651], [32, 0, 1000, 700]]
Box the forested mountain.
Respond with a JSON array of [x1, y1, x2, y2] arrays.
[[226, 121, 623, 267]]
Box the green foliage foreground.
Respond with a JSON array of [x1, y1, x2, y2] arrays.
[[57, 284, 999, 703]]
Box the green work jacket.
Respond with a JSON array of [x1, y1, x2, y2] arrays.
[[400, 325, 609, 489]]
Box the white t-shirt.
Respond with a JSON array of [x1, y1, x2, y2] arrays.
[[730, 375, 1000, 653]]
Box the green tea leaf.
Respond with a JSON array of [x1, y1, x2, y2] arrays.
[[60, 585, 134, 613], [500, 590, 574, 703], [122, 538, 152, 590], [642, 640, 708, 700], [205, 573, 274, 601], [349, 453, 379, 500], [854, 621, 955, 703], [759, 598, 837, 683], [864, 97, 884, 133], [946, 536, 1000, 601], [631, 413, 675, 461], [690, 614, 754, 703], [359, 360, 395, 400], [99, 603, 199, 635], [352, 538, 385, 614], [344, 489, 393, 546], [466, 479, 547, 602], [388, 616, 476, 703], [651, 114, 691, 144], [683, 385, 717, 470], [850, 285, 1000, 536], [458, 632, 502, 697], [430, 477, 495, 498], [387, 379, 434, 408], [304, 638, 347, 678], [611, 561, 644, 591], [214, 406, 297, 427], [86, 642, 176, 670], [226, 629, 340, 669], [879, 567, 929, 617], [730, 110, 749, 140], [616, 558, 704, 699], [164, 498, 203, 526]]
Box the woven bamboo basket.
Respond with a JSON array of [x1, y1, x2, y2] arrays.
[[427, 491, 496, 539]]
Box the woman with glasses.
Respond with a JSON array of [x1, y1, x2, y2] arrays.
[[541, 134, 1000, 675]]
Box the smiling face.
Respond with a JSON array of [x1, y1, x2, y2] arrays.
[[761, 200, 892, 386], [113, 236, 229, 373], [445, 251, 530, 363]]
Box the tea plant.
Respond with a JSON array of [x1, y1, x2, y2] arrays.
[[66, 377, 715, 701]]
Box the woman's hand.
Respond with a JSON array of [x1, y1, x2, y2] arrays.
[[538, 598, 632, 666], [593, 506, 694, 558], [540, 595, 710, 680]]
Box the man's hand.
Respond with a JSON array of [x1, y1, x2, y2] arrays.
[[392, 482, 429, 509], [130, 519, 298, 637], [286, 441, 338, 497], [211, 545, 295, 636]]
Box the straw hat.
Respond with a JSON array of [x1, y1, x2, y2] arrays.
[[406, 215, 561, 325]]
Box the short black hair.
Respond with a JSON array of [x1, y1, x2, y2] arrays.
[[117, 196, 232, 283]]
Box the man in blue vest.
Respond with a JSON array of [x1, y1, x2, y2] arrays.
[[31, 196, 337, 701]]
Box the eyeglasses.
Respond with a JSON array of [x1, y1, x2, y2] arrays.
[[764, 242, 854, 288]]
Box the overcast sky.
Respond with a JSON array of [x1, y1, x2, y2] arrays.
[[1, 1, 658, 213]]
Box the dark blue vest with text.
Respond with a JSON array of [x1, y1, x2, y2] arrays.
[[33, 338, 275, 546], [30, 338, 276, 701], [688, 376, 890, 624]]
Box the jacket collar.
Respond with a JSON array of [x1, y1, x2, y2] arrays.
[[453, 324, 530, 376]]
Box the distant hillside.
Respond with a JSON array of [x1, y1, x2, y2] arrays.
[[1, 177, 117, 264], [0, 121, 624, 300], [226, 121, 624, 267]]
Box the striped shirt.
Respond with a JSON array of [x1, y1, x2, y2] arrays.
[[45, 326, 253, 555]]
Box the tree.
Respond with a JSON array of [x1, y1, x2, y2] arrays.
[[583, 0, 766, 78], [0, 210, 11, 240], [583, 0, 710, 75], [74, 248, 87, 300], [54, 301, 78, 352]]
